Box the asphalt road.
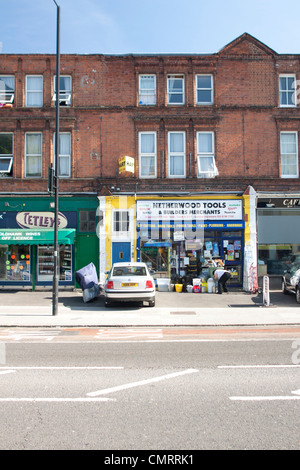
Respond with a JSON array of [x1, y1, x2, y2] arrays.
[[0, 330, 299, 451]]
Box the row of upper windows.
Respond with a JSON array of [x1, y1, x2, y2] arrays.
[[0, 75, 71, 107], [0, 132, 71, 178], [139, 74, 213, 105], [0, 130, 217, 179], [138, 130, 299, 179], [0, 73, 298, 108], [0, 73, 211, 107], [0, 130, 298, 180]]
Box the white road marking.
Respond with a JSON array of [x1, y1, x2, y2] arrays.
[[221, 365, 300, 401], [219, 365, 300, 369], [0, 366, 123, 370], [87, 368, 199, 397], [230, 395, 300, 401], [1, 331, 60, 341], [95, 328, 163, 340], [0, 370, 15, 375], [0, 397, 115, 402]]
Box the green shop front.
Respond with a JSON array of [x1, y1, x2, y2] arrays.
[[0, 197, 99, 289]]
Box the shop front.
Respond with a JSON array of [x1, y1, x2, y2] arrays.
[[136, 198, 245, 288], [0, 196, 100, 289], [257, 195, 300, 276], [0, 212, 76, 289]]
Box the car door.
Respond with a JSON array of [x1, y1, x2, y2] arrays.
[[285, 265, 300, 292]]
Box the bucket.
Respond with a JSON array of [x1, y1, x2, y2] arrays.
[[192, 278, 201, 286], [187, 285, 193, 293], [157, 278, 170, 292], [168, 283, 174, 292], [207, 278, 215, 293], [193, 285, 200, 293], [175, 284, 183, 293], [201, 283, 207, 293]]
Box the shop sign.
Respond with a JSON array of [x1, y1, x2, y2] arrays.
[[16, 212, 68, 229], [0, 229, 75, 245], [119, 156, 134, 173], [258, 198, 300, 208], [282, 199, 300, 207], [137, 200, 243, 221], [173, 231, 185, 241]]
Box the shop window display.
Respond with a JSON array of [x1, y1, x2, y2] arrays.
[[0, 245, 31, 281], [37, 245, 72, 282], [138, 226, 243, 287], [141, 243, 169, 276], [258, 243, 300, 275]]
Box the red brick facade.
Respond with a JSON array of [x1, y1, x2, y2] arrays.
[[1, 33, 300, 195]]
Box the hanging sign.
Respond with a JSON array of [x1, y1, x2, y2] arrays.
[[119, 156, 134, 174]]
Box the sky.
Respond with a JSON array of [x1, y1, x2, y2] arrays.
[[1, 0, 300, 56]]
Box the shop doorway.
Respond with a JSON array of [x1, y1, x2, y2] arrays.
[[221, 233, 243, 285]]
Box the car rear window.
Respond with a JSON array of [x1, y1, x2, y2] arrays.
[[113, 267, 147, 276]]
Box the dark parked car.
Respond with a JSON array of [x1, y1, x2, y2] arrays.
[[282, 263, 300, 303]]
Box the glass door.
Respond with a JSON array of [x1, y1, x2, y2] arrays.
[[221, 232, 243, 286]]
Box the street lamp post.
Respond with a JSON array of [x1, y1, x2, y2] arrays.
[[52, 0, 60, 315]]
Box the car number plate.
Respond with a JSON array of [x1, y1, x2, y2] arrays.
[[122, 282, 137, 287]]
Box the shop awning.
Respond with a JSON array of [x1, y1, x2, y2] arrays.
[[0, 229, 76, 245]]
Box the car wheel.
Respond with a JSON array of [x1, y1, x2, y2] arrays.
[[296, 287, 300, 304], [149, 299, 155, 307], [282, 280, 288, 295]]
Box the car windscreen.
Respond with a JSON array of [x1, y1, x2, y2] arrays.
[[112, 267, 147, 276], [289, 263, 300, 274]]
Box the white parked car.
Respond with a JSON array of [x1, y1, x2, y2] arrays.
[[104, 262, 156, 307]]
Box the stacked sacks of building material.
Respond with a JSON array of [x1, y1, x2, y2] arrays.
[[75, 262, 100, 302]]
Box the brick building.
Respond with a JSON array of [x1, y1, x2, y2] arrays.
[[0, 33, 299, 290]]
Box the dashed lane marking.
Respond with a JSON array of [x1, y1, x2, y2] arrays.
[[87, 368, 199, 397]]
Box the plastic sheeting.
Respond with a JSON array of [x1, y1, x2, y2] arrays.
[[75, 262, 100, 302]]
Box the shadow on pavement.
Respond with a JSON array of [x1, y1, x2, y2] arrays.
[[0, 288, 299, 310]]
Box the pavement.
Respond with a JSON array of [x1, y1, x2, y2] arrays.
[[0, 287, 299, 327]]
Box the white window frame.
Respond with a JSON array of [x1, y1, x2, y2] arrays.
[[53, 75, 72, 106], [139, 75, 156, 105], [196, 74, 213, 105], [112, 210, 130, 233], [168, 131, 186, 178], [280, 131, 299, 178], [0, 132, 13, 174], [196, 131, 218, 178], [53, 132, 71, 178], [139, 131, 157, 178], [26, 75, 43, 107], [167, 75, 184, 105], [0, 76, 15, 105], [25, 132, 42, 178], [279, 74, 296, 108]]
